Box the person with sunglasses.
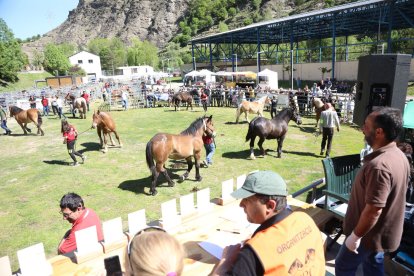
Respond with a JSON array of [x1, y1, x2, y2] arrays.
[[126, 226, 185, 276], [58, 193, 103, 254]]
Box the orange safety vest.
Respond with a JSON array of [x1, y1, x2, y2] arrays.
[[247, 211, 325, 276]]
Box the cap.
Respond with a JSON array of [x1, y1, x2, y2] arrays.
[[231, 171, 288, 199]]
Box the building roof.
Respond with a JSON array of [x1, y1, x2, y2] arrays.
[[191, 0, 414, 45], [69, 50, 100, 58]]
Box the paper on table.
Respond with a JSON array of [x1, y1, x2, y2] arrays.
[[198, 232, 242, 259]]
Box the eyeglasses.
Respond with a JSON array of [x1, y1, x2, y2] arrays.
[[59, 210, 73, 218]]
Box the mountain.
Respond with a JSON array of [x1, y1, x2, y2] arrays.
[[22, 0, 354, 55]]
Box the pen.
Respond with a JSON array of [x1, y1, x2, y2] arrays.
[[216, 228, 241, 234]]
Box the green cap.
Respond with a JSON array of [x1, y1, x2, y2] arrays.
[[231, 171, 288, 199]]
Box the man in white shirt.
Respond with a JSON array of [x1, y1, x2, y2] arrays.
[[319, 102, 340, 157]]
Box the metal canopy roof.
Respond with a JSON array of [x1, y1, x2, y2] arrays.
[[191, 0, 414, 45]]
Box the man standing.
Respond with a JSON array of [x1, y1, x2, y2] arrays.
[[335, 107, 410, 275], [58, 193, 103, 254], [211, 171, 325, 275], [270, 96, 278, 119], [81, 91, 90, 111], [319, 102, 340, 157], [121, 90, 129, 110], [41, 96, 49, 116], [0, 107, 11, 135]]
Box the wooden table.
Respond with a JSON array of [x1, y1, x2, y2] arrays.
[[48, 197, 333, 275]]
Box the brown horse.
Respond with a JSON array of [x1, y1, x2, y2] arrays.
[[91, 110, 122, 153], [312, 97, 335, 126], [172, 92, 193, 111], [65, 93, 87, 119], [145, 115, 215, 196], [9, 106, 44, 136], [236, 95, 271, 123]]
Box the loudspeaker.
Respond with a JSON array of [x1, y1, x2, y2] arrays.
[[353, 54, 411, 127]]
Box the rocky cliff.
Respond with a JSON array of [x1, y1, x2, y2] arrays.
[[23, 0, 190, 54]]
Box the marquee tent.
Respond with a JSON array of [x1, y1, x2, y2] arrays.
[[404, 101, 414, 129], [257, 69, 278, 90]]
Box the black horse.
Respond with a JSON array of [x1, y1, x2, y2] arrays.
[[245, 108, 302, 159], [172, 91, 193, 111]]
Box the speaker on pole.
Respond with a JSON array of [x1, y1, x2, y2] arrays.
[[353, 54, 411, 127]]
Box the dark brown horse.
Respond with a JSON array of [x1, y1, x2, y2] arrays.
[[91, 110, 122, 153], [145, 115, 215, 196], [172, 92, 193, 111], [245, 108, 301, 159], [9, 106, 44, 135], [65, 93, 87, 119]]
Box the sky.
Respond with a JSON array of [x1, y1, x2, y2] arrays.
[[0, 0, 78, 39]]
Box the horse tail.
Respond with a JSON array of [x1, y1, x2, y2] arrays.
[[245, 120, 255, 142], [145, 140, 155, 171], [37, 111, 43, 126]]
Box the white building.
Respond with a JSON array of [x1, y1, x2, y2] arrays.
[[69, 51, 102, 81], [118, 65, 155, 79]]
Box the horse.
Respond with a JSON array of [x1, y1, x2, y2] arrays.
[[245, 107, 302, 159], [91, 110, 122, 153], [9, 106, 44, 136], [236, 95, 271, 123], [65, 93, 87, 119], [145, 115, 215, 196], [172, 92, 193, 111], [312, 97, 335, 126]]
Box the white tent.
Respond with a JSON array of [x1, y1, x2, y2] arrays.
[[257, 69, 278, 90], [185, 70, 202, 77]]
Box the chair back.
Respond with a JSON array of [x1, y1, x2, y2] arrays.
[[322, 154, 361, 218]]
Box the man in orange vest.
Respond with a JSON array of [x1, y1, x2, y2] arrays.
[[211, 170, 325, 276]]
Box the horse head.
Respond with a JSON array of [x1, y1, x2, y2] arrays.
[[203, 115, 216, 138], [265, 96, 272, 105], [91, 110, 101, 129], [291, 108, 302, 125]]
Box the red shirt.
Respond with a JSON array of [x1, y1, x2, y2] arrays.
[[202, 135, 213, 145], [63, 126, 77, 142], [58, 208, 103, 254], [82, 93, 90, 102], [201, 93, 208, 101], [41, 98, 49, 107]]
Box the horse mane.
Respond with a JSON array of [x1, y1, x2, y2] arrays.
[[256, 95, 268, 103], [180, 117, 205, 136], [276, 107, 292, 118], [10, 105, 23, 114]]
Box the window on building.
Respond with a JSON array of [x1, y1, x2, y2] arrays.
[[88, 59, 93, 64], [133, 68, 137, 73], [78, 60, 83, 64]]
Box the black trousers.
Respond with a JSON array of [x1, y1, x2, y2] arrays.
[[270, 108, 277, 119], [67, 140, 82, 162], [321, 127, 334, 155]]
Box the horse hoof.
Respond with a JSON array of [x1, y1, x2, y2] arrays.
[[249, 155, 256, 160], [179, 176, 185, 181], [119, 144, 123, 148], [196, 176, 202, 182], [168, 181, 175, 187], [150, 190, 158, 196], [257, 155, 265, 158]]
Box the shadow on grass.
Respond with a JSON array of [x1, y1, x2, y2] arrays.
[[119, 163, 201, 195], [291, 124, 317, 134], [79, 142, 102, 153], [283, 150, 321, 158], [222, 149, 251, 160], [43, 160, 71, 166]]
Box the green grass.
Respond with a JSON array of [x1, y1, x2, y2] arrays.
[[0, 72, 53, 93], [0, 103, 364, 270], [408, 82, 414, 97]]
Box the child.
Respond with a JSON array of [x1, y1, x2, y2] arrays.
[[202, 132, 215, 167], [61, 120, 86, 166]]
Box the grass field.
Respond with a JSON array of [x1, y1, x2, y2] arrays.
[[0, 72, 53, 93], [0, 102, 365, 270]]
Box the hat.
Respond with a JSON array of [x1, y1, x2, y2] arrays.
[[231, 171, 288, 199]]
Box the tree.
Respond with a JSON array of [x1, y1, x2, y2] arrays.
[[43, 44, 71, 75], [68, 65, 86, 76], [318, 66, 332, 80], [127, 38, 159, 68], [32, 50, 44, 70], [58, 43, 77, 57], [0, 19, 26, 85], [88, 38, 126, 72]]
